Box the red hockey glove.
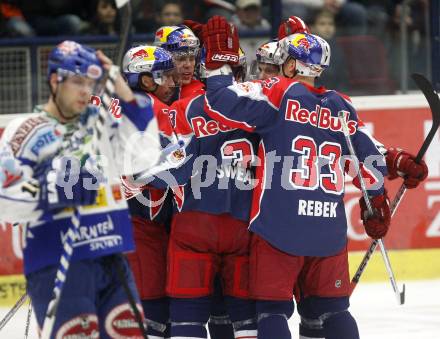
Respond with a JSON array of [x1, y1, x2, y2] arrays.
[[202, 16, 239, 69], [359, 191, 391, 239], [386, 147, 428, 189], [278, 16, 310, 39], [183, 19, 204, 42]]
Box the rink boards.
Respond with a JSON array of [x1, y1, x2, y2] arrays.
[[0, 93, 439, 306]]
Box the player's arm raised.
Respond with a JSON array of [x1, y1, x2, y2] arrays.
[[202, 16, 280, 132]]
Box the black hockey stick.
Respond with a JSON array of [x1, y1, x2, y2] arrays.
[[114, 254, 148, 339], [350, 73, 440, 298], [115, 0, 132, 67]]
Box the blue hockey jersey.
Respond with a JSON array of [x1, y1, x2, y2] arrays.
[[149, 93, 260, 223], [0, 95, 169, 274], [205, 70, 388, 257]]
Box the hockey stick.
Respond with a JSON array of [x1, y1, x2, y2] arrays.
[[389, 74, 440, 213], [114, 254, 148, 339], [338, 111, 405, 305], [115, 0, 132, 66], [349, 74, 440, 298], [0, 293, 28, 331], [24, 298, 33, 339], [40, 209, 82, 339]]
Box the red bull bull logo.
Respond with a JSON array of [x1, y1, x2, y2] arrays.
[[156, 29, 164, 39], [291, 34, 310, 52], [156, 27, 175, 43], [131, 48, 149, 59]]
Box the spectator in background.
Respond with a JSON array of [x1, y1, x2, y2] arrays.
[[387, 0, 429, 89], [0, 1, 34, 37], [20, 0, 88, 36], [132, 0, 157, 34], [83, 0, 119, 35], [309, 8, 349, 91], [282, 0, 367, 36], [203, 0, 235, 21], [156, 0, 184, 27], [231, 0, 271, 33], [352, 0, 391, 37]]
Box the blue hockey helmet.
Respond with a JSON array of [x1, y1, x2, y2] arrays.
[[274, 33, 330, 77], [154, 25, 199, 57], [122, 45, 176, 87], [47, 40, 104, 81]]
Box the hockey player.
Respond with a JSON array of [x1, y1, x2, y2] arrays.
[[276, 16, 428, 192], [154, 24, 205, 99], [253, 40, 280, 80], [0, 41, 153, 338], [155, 24, 240, 339], [201, 16, 392, 339], [139, 48, 258, 339], [253, 18, 428, 339], [120, 44, 179, 339]]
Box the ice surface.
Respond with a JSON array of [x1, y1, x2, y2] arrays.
[[1, 279, 439, 339]]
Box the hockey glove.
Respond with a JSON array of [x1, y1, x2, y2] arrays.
[[386, 147, 428, 189], [278, 16, 310, 39], [359, 191, 391, 239], [36, 157, 99, 211], [183, 19, 204, 42], [202, 15, 240, 69]]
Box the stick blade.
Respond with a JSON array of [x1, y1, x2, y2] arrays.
[[411, 73, 440, 161], [399, 283, 406, 305], [411, 73, 440, 127]]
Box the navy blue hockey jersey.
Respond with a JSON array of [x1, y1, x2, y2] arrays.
[[205, 71, 388, 257], [150, 93, 260, 223]]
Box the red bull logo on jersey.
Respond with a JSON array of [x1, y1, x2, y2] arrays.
[[191, 116, 236, 138], [285, 99, 357, 135], [291, 34, 310, 52]]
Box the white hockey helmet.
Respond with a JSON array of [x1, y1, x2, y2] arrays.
[[122, 45, 176, 88], [256, 40, 279, 65]]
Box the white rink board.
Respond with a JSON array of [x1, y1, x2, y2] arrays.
[[1, 279, 439, 339]]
